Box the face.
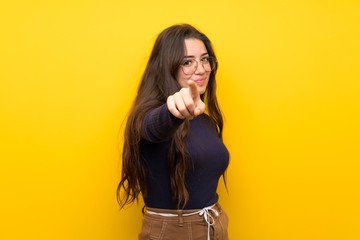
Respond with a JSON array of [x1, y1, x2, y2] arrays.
[[177, 38, 211, 95]]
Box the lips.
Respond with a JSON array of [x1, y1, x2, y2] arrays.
[[194, 79, 205, 85]]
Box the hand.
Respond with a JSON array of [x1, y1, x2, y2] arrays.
[[167, 80, 205, 119]]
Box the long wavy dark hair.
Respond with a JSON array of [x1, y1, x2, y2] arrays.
[[117, 24, 224, 209]]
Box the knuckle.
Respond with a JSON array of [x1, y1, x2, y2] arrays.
[[177, 105, 186, 113], [167, 104, 174, 111], [186, 102, 195, 110], [180, 89, 190, 97], [180, 88, 187, 93]]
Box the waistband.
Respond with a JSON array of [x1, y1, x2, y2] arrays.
[[144, 202, 222, 240]]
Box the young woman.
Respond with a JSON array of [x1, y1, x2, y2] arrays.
[[117, 24, 229, 240]]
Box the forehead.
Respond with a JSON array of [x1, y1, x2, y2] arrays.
[[184, 38, 208, 56]]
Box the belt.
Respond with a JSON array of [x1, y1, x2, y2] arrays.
[[146, 204, 219, 240]]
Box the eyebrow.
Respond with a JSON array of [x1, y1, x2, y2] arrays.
[[183, 53, 209, 58]]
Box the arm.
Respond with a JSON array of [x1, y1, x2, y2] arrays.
[[141, 80, 205, 142], [141, 103, 184, 142]]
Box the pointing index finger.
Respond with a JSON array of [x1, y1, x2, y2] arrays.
[[188, 80, 199, 99]]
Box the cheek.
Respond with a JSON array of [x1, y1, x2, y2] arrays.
[[202, 75, 211, 92], [203, 73, 211, 86], [176, 70, 189, 88]]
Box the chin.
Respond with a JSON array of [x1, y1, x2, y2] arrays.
[[199, 87, 207, 95]]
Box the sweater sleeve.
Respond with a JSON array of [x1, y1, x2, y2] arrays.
[[141, 103, 184, 142]]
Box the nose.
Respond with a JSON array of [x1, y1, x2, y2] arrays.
[[194, 61, 206, 75]]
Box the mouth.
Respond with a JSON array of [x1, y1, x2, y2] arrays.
[[193, 79, 205, 85]]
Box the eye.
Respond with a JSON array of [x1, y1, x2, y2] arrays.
[[182, 59, 194, 66], [201, 57, 210, 63]]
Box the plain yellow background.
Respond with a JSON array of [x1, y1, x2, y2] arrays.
[[1, 0, 359, 239]]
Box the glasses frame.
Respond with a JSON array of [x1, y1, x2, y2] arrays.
[[180, 56, 217, 75]]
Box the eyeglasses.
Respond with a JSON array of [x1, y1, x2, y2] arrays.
[[180, 56, 217, 75]]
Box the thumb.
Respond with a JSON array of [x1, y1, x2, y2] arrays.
[[194, 99, 205, 116]]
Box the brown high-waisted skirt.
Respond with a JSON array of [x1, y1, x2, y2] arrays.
[[138, 202, 229, 240]]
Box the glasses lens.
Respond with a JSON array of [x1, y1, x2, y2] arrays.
[[206, 57, 216, 71], [181, 59, 196, 75]]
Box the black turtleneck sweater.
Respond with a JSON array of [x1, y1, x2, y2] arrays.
[[140, 103, 229, 210]]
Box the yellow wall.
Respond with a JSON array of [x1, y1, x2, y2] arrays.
[[1, 0, 359, 239]]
